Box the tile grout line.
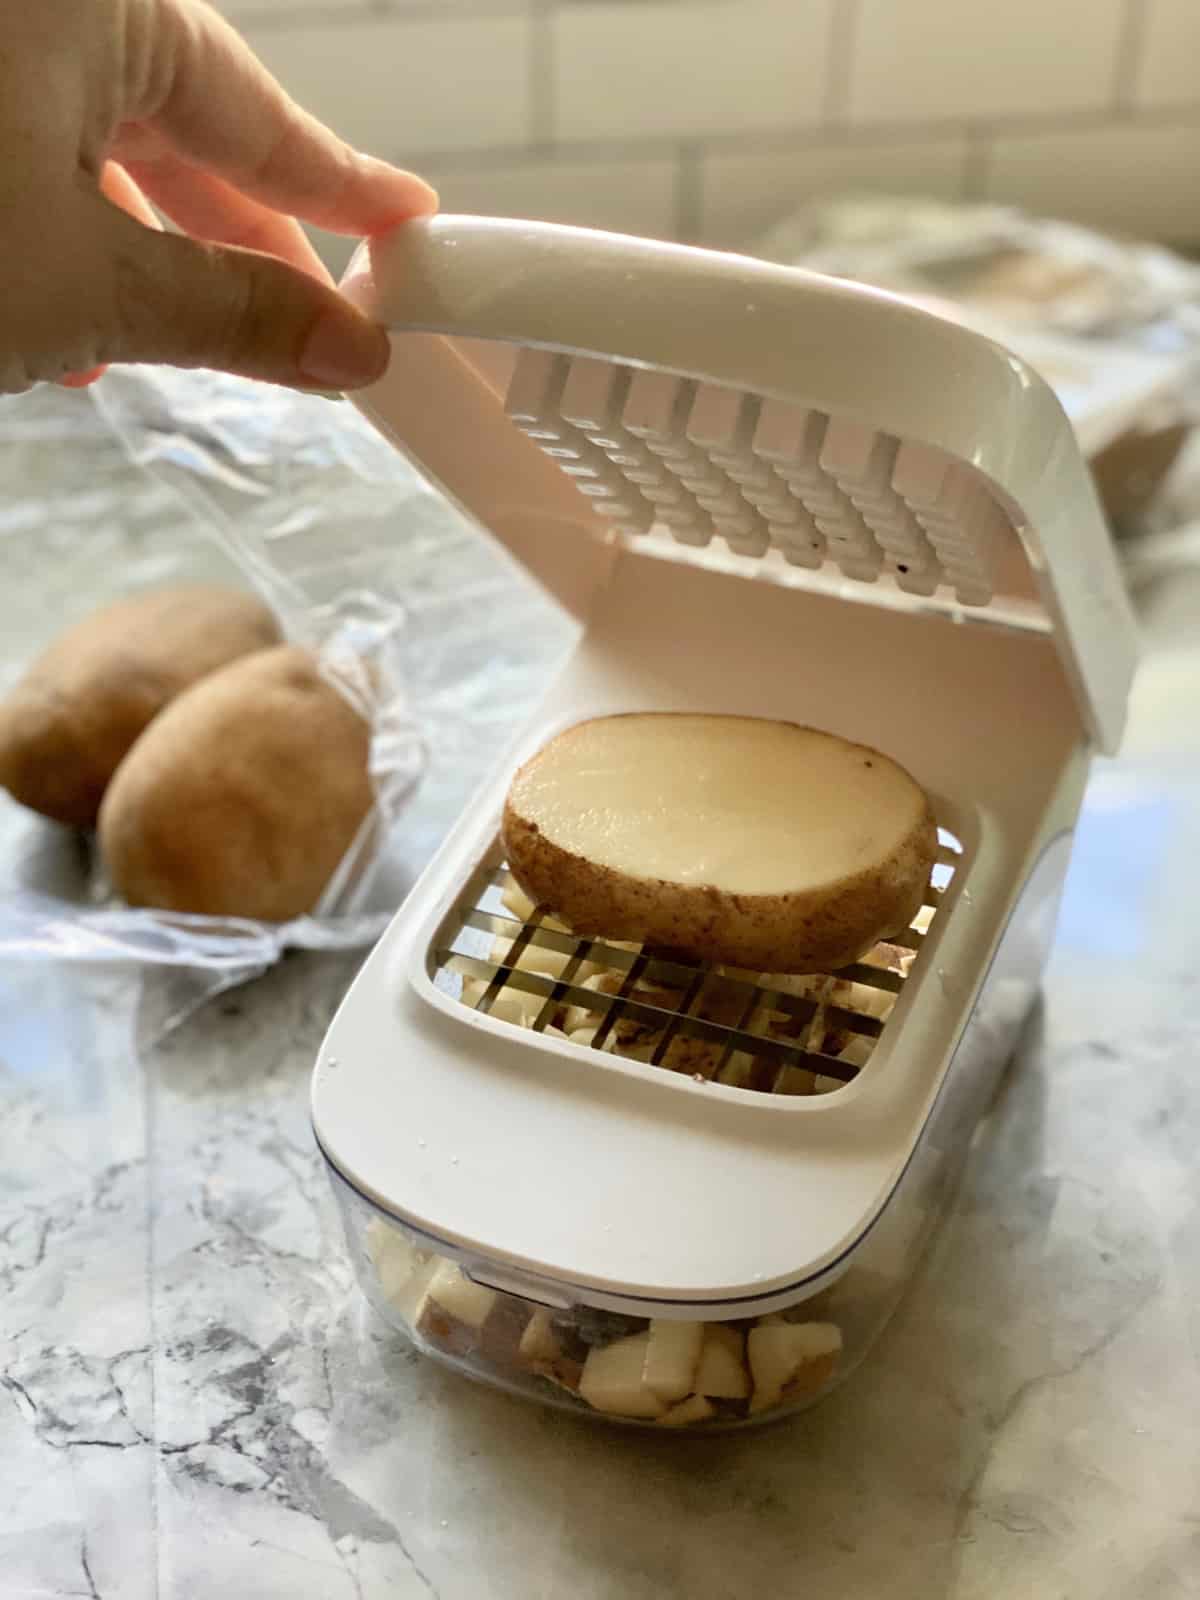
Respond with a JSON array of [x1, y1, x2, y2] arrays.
[[529, 0, 556, 150], [397, 102, 1200, 177], [1111, 0, 1149, 112], [229, 0, 527, 27], [674, 141, 703, 244], [961, 125, 993, 203], [821, 0, 860, 129]]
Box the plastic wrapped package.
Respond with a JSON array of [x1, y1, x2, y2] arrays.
[[0, 369, 574, 1026], [754, 197, 1200, 531]]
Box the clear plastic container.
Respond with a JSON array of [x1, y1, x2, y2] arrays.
[[331, 1119, 940, 1429], [322, 835, 1066, 1430]]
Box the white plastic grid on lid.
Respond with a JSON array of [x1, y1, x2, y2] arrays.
[[340, 215, 1137, 755]]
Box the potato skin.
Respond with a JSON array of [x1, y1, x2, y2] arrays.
[[98, 645, 374, 922], [502, 716, 938, 974], [0, 585, 281, 827]]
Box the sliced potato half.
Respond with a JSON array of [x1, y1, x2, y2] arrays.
[[504, 714, 936, 973]]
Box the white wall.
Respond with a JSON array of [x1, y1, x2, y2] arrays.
[[217, 0, 1200, 269]]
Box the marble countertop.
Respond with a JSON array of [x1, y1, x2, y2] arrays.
[[3, 388, 1200, 1600]]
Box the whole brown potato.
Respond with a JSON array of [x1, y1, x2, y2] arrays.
[[98, 645, 374, 922], [0, 585, 281, 827]]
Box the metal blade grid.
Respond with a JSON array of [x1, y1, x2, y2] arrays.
[[434, 832, 962, 1097]]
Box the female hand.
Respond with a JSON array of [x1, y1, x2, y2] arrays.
[[0, 0, 437, 394]]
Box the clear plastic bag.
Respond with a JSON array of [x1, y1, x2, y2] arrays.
[[0, 368, 575, 1026]]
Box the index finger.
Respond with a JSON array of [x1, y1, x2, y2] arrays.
[[135, 0, 438, 235]]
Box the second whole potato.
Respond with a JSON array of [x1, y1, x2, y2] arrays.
[[98, 645, 375, 922], [0, 584, 282, 827]]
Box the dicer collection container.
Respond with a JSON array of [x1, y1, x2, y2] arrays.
[[312, 218, 1137, 1429]]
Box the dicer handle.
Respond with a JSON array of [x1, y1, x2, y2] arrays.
[[340, 263, 610, 621]]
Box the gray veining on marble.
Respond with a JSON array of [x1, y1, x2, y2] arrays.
[[3, 387, 1200, 1599]]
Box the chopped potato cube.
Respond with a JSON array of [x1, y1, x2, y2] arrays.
[[748, 1321, 842, 1413], [460, 976, 488, 1009], [568, 1027, 617, 1052], [483, 986, 546, 1029], [490, 933, 599, 985], [501, 877, 537, 923], [519, 1309, 562, 1365], [424, 1260, 497, 1330], [657, 1394, 716, 1427], [695, 1329, 750, 1399], [579, 1333, 666, 1419], [642, 1320, 704, 1403]]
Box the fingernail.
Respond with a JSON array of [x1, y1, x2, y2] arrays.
[[358, 155, 440, 215], [299, 311, 390, 390], [59, 366, 107, 389]]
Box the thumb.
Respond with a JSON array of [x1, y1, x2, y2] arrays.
[[100, 206, 389, 390]]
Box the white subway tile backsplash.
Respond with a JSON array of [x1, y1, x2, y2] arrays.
[[219, 0, 1200, 254], [848, 0, 1125, 125], [220, 0, 369, 18], [551, 0, 834, 143], [220, 0, 524, 16], [217, 0, 370, 20], [1135, 0, 1200, 110], [306, 154, 679, 276], [239, 15, 533, 159], [699, 135, 969, 248], [984, 119, 1200, 242]]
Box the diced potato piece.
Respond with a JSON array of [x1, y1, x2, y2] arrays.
[[861, 941, 913, 976], [501, 877, 537, 923], [704, 1324, 745, 1359], [578, 1333, 666, 1419], [460, 976, 486, 1009], [657, 1394, 716, 1427], [642, 1320, 704, 1403], [374, 1235, 418, 1301], [838, 1035, 874, 1069], [368, 1222, 439, 1323], [912, 904, 935, 935], [519, 1309, 563, 1364], [519, 1310, 582, 1391], [490, 933, 597, 984], [747, 1324, 799, 1414], [484, 986, 546, 1029], [657, 1033, 726, 1079], [748, 1321, 842, 1413], [568, 1027, 617, 1053], [830, 978, 894, 1023], [695, 1329, 750, 1399], [478, 1296, 531, 1367], [774, 1064, 818, 1096], [388, 1256, 439, 1326], [500, 875, 573, 934], [425, 1260, 497, 1330], [715, 1053, 756, 1090], [760, 973, 832, 1002], [780, 1323, 843, 1401], [563, 972, 680, 1039], [563, 972, 623, 1035], [530, 1357, 583, 1394]]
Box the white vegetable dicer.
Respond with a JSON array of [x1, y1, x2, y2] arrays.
[[312, 217, 1137, 1429]]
